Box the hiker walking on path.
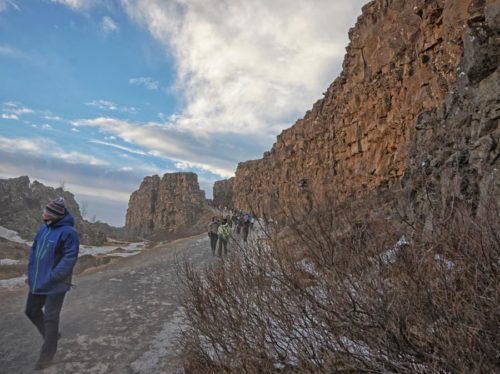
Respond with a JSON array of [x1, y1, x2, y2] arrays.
[[208, 216, 219, 255], [242, 213, 251, 242], [25, 197, 79, 370], [217, 218, 231, 257]]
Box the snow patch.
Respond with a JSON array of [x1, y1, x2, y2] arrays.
[[0, 226, 28, 244], [378, 236, 410, 265], [0, 274, 27, 288], [130, 308, 185, 373], [79, 242, 145, 257], [0, 259, 21, 265]]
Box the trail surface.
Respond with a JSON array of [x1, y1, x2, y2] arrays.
[[0, 234, 214, 374]]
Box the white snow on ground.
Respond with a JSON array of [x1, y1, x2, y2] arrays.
[[0, 226, 28, 244], [0, 274, 27, 288], [130, 308, 186, 374], [78, 242, 145, 257], [377, 235, 410, 265], [0, 259, 21, 265]]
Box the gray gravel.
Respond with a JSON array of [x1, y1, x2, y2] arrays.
[[0, 233, 215, 374]]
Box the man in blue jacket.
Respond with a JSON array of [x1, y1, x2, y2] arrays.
[[25, 196, 79, 370]]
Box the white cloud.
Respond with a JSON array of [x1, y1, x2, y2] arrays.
[[2, 102, 34, 116], [58, 151, 107, 166], [43, 115, 63, 121], [85, 99, 137, 114], [122, 0, 366, 137], [71, 127, 80, 132], [0, 136, 42, 153], [31, 124, 53, 130], [129, 77, 160, 90], [73, 116, 239, 177], [51, 0, 95, 10], [1, 113, 19, 120], [86, 99, 118, 111], [102, 16, 119, 34], [0, 135, 108, 166]]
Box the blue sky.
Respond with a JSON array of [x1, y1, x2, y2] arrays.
[[0, 0, 366, 226]]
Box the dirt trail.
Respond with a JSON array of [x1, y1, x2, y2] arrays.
[[0, 234, 214, 374]]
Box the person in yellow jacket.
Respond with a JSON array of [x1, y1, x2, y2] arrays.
[[217, 218, 231, 257]]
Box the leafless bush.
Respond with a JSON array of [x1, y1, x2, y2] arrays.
[[175, 197, 499, 373]]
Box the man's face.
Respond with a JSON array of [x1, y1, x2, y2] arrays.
[[42, 211, 50, 221]]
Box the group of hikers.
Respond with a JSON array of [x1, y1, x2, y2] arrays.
[[208, 210, 255, 256]]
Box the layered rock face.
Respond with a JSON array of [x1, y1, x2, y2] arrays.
[[0, 176, 111, 245], [125, 173, 207, 238], [213, 178, 234, 209], [232, 0, 498, 220], [403, 1, 500, 222]]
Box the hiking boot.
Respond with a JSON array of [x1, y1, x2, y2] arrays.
[[34, 358, 53, 370]]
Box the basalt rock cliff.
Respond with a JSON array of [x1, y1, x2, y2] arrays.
[[213, 178, 234, 209], [226, 0, 498, 224], [0, 176, 115, 245], [125, 172, 208, 239]]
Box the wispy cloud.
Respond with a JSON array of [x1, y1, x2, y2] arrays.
[[50, 0, 95, 11], [58, 151, 108, 166], [122, 0, 366, 138], [129, 77, 160, 90], [43, 115, 63, 121], [0, 0, 19, 13], [0, 135, 108, 166], [31, 124, 53, 130], [2, 102, 34, 116], [102, 16, 119, 34], [85, 99, 138, 114], [90, 139, 148, 156], [1, 113, 19, 120], [73, 116, 246, 177]]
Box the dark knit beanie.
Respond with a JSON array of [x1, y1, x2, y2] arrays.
[[44, 197, 66, 220]]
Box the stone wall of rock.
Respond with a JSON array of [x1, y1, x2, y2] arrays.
[[213, 178, 234, 209], [125, 172, 207, 238], [233, 0, 496, 221], [402, 1, 499, 225], [0, 176, 111, 245]]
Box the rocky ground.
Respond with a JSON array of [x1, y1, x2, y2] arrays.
[[0, 233, 216, 374]]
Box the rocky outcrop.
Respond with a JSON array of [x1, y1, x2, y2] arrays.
[[125, 172, 208, 239], [232, 0, 499, 222], [402, 1, 500, 225], [0, 176, 113, 245], [213, 178, 234, 209]]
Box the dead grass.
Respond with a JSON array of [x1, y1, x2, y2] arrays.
[[174, 197, 499, 373]]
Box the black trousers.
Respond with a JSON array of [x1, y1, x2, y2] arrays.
[[25, 292, 66, 361], [209, 233, 218, 253], [242, 225, 249, 242], [218, 238, 228, 256]]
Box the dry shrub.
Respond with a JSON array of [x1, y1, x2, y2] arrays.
[[175, 198, 499, 373]]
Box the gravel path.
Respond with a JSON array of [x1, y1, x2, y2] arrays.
[[0, 233, 215, 374]]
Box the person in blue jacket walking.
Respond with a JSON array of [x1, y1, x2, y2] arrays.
[[25, 196, 79, 370]]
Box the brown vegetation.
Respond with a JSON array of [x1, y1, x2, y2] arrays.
[[175, 198, 499, 373]]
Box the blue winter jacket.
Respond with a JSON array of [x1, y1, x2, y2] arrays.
[[28, 212, 79, 295]]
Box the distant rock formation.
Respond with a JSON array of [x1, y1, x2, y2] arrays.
[[213, 178, 234, 209], [125, 172, 208, 239], [0, 176, 115, 245], [228, 0, 499, 224]]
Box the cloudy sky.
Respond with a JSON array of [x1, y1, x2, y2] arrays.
[[0, 0, 366, 226]]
